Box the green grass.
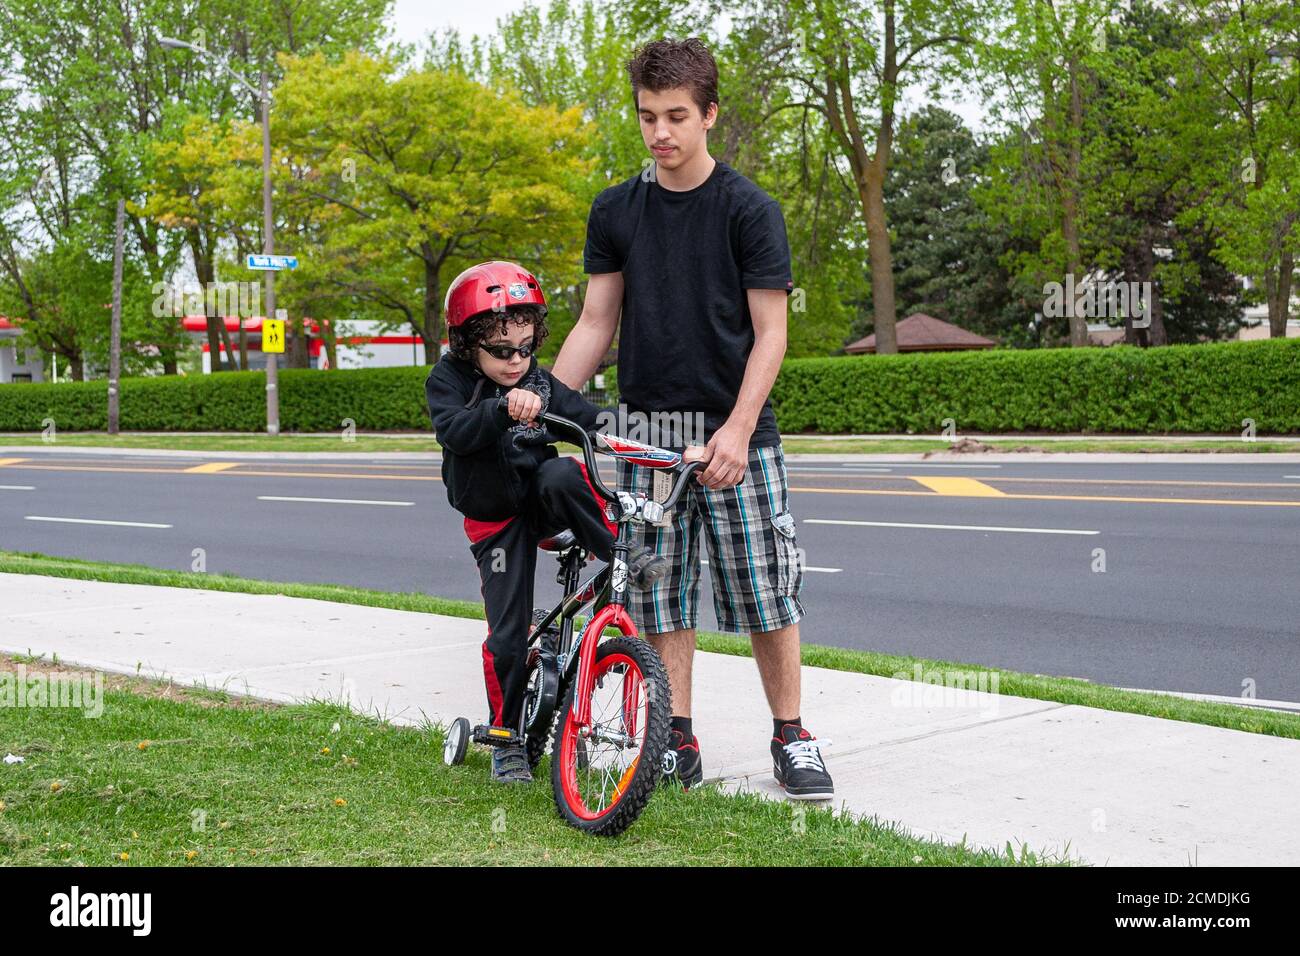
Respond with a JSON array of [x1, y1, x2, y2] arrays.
[[0, 654, 1050, 866], [3, 549, 1296, 743], [1, 431, 1296, 455]]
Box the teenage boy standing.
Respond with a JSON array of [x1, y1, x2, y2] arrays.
[[552, 38, 833, 800]]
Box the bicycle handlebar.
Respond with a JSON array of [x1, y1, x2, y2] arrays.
[[494, 395, 702, 510]]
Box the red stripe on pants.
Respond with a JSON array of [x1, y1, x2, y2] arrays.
[[464, 515, 514, 543], [576, 460, 617, 537], [481, 640, 506, 726]]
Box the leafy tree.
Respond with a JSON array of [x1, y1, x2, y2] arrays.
[[270, 52, 595, 363], [870, 106, 1026, 344]]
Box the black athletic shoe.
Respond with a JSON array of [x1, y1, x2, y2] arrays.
[[628, 545, 669, 589], [491, 743, 533, 784], [659, 729, 703, 790], [772, 724, 833, 800]]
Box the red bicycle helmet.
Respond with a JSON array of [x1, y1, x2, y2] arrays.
[[444, 261, 547, 327]]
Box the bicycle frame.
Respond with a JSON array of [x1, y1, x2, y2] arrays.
[[508, 401, 702, 733]]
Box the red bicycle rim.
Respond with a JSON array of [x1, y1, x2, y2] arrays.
[[558, 652, 648, 821]]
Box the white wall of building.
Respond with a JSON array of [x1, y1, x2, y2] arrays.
[[0, 339, 45, 383]]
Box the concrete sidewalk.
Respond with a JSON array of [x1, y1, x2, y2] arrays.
[[3, 571, 1297, 866]]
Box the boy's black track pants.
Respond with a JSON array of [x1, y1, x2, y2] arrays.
[[464, 456, 616, 730]]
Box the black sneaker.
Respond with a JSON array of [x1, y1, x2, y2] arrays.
[[628, 545, 669, 589], [491, 743, 533, 784], [772, 724, 833, 800], [659, 729, 703, 790]]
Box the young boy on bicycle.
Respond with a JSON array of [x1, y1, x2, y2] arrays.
[[425, 260, 703, 784]]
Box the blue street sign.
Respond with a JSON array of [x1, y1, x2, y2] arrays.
[[246, 254, 299, 271]]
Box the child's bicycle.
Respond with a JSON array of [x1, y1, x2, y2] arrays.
[[443, 398, 704, 836]]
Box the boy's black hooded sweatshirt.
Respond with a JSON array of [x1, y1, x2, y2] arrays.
[[425, 353, 608, 521]]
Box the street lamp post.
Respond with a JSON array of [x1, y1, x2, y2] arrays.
[[160, 37, 280, 435]]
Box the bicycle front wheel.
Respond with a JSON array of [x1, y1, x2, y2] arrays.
[[550, 637, 671, 836]]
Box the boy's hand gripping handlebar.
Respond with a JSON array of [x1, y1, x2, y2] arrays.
[[493, 395, 703, 517]]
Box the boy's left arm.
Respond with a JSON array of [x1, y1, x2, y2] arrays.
[[545, 373, 605, 434]]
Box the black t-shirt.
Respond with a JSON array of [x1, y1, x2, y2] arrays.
[[583, 159, 792, 449]]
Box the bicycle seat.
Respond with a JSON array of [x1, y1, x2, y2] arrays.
[[538, 529, 577, 552]]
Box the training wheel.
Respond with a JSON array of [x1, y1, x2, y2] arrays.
[[443, 716, 471, 766]]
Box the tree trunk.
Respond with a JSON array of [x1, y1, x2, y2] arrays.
[[861, 163, 897, 354], [323, 319, 338, 369], [1138, 233, 1167, 346], [292, 317, 310, 368], [422, 254, 442, 364], [1063, 57, 1088, 348], [192, 231, 237, 373], [69, 354, 84, 381], [1270, 250, 1294, 337]]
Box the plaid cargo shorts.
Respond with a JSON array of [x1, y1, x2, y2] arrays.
[[615, 443, 805, 634]]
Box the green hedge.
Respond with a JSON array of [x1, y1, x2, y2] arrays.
[[771, 339, 1300, 434], [1, 338, 1296, 434], [0, 365, 433, 432]]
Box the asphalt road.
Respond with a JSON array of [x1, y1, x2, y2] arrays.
[[2, 449, 1298, 701]]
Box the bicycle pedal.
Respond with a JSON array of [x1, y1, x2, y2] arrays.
[[472, 725, 523, 747]]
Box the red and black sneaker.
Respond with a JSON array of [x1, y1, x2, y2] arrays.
[[659, 729, 703, 790], [772, 724, 833, 800]]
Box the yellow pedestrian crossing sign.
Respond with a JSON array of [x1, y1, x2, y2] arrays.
[[262, 319, 285, 353]]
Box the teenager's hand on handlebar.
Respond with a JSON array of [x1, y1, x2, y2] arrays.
[[503, 388, 542, 427], [699, 422, 749, 489], [683, 444, 709, 464]]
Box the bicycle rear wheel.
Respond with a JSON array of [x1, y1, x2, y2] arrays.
[[550, 637, 670, 836]]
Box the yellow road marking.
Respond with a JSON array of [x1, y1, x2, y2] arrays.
[[4, 459, 1298, 506], [910, 476, 1007, 497], [789, 486, 1300, 507], [183, 461, 241, 474], [789, 471, 1300, 490]]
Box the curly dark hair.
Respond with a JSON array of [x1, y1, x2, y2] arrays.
[[447, 304, 550, 366], [626, 38, 719, 117]]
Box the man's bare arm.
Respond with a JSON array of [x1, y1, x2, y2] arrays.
[[551, 272, 624, 390], [728, 288, 788, 433], [699, 287, 788, 488]]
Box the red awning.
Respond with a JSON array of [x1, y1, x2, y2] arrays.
[[180, 315, 326, 334]]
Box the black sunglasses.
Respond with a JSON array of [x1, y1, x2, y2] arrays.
[[479, 339, 536, 361]]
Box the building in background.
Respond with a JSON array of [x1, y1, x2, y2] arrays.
[[844, 313, 998, 354], [182, 317, 448, 372], [0, 317, 45, 383]]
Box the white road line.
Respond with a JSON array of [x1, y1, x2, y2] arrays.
[[805, 518, 1099, 536], [24, 515, 172, 528], [257, 495, 415, 506], [0, 485, 35, 490], [700, 558, 841, 573], [786, 467, 891, 474], [1285, 475, 1300, 480], [857, 462, 1003, 469]]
